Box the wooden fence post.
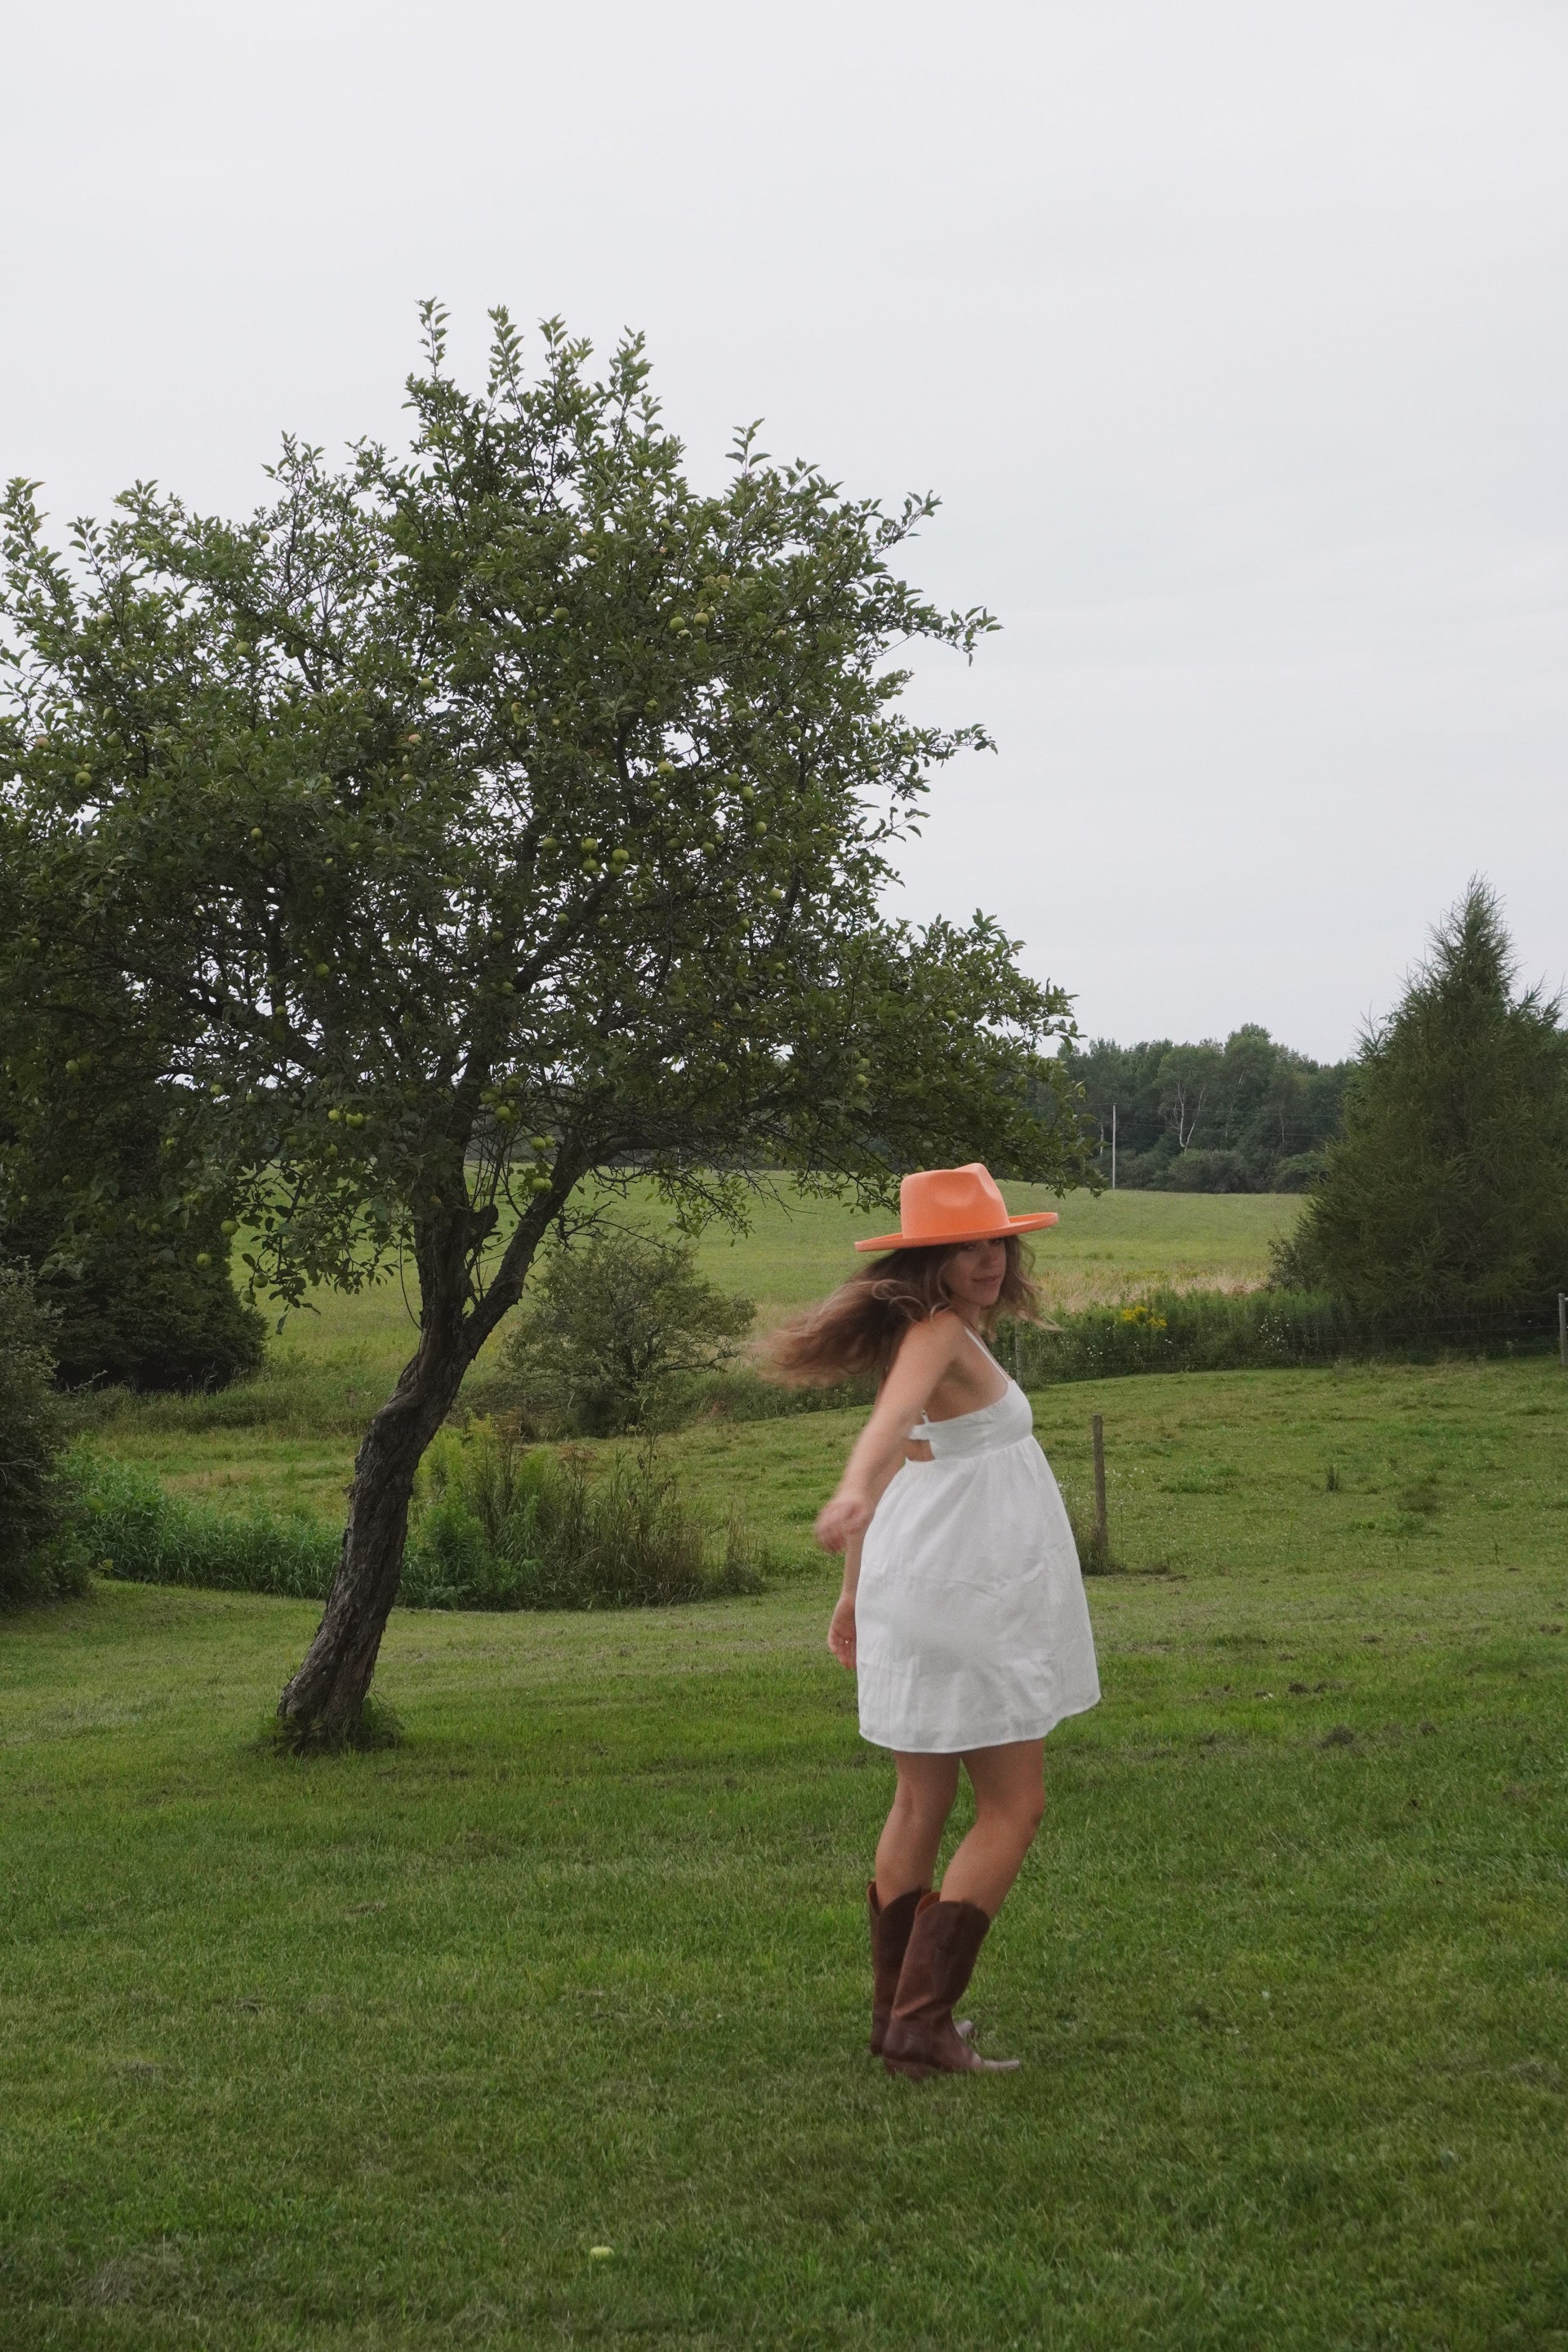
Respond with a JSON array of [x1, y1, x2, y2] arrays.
[[1091, 1413, 1108, 1566]]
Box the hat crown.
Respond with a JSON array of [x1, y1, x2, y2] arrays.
[[853, 1161, 1057, 1251], [898, 1163, 1009, 1241]]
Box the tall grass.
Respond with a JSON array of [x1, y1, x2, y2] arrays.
[[60, 1350, 390, 1441], [69, 1453, 341, 1601], [412, 1423, 769, 1608], [66, 1428, 772, 1613]]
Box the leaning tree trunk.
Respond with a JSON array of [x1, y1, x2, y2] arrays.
[[275, 1179, 566, 1739], [276, 1343, 469, 1738], [272, 1373, 461, 1740]]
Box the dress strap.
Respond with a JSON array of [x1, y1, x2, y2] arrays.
[[908, 1324, 1011, 1437]]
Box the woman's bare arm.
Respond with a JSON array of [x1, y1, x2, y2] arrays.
[[815, 1316, 964, 1554]]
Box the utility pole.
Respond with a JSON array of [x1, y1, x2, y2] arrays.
[[1560, 1292, 1566, 1370], [1111, 1102, 1117, 1192]]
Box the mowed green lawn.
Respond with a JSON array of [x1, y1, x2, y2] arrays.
[[6, 1355, 1567, 2350]]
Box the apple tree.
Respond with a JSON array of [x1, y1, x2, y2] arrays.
[[2, 306, 1086, 1741]]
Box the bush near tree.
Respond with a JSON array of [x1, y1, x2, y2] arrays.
[[500, 1227, 755, 1436], [1, 306, 1089, 1741], [0, 1263, 87, 1604], [1277, 883, 1568, 1322]]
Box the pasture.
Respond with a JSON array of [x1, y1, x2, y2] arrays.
[[74, 1184, 1300, 1526], [5, 1349, 1566, 2349]]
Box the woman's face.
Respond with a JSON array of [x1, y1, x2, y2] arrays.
[[945, 1237, 1008, 1312]]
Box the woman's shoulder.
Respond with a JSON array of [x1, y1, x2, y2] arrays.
[[890, 1308, 967, 1368]]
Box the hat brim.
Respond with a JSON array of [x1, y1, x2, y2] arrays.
[[853, 1211, 1058, 1254]]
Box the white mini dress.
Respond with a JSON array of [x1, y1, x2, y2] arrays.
[[854, 1332, 1101, 1754]]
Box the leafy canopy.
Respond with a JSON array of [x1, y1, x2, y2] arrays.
[[0, 1263, 87, 1604], [2, 305, 1082, 1388]]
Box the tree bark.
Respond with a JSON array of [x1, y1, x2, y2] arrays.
[[276, 1339, 468, 1736], [275, 1180, 568, 1738]]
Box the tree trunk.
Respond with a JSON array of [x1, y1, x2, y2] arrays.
[[277, 1341, 467, 1739], [274, 1178, 566, 1740]]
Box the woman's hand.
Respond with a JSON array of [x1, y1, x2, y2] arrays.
[[816, 1488, 875, 1554], [826, 1590, 858, 1671]]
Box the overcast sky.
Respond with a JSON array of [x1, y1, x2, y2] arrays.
[[6, 0, 1565, 1059]]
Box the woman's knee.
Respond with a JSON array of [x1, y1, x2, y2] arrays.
[[893, 1764, 958, 1830], [977, 1784, 1045, 1845]]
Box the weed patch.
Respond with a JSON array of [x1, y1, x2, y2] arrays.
[[65, 1431, 773, 1613], [410, 1423, 771, 1608]]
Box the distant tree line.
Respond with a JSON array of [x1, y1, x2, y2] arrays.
[[1055, 1025, 1352, 1192]]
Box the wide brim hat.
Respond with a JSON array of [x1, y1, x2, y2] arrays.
[[855, 1162, 1058, 1254]]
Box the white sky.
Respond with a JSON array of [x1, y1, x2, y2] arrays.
[[5, 0, 1565, 1061]]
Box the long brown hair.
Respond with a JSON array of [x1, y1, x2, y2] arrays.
[[768, 1236, 1042, 1386]]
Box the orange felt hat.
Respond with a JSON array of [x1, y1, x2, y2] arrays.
[[854, 1163, 1059, 1254]]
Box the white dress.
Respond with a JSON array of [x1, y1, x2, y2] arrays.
[[854, 1331, 1101, 1753]]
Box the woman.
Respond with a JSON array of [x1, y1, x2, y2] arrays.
[[775, 1164, 1100, 2080]]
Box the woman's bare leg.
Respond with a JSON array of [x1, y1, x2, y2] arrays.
[[938, 1740, 1046, 1916], [875, 1751, 960, 1904]]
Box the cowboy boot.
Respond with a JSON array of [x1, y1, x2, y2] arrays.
[[882, 1892, 1020, 2079], [868, 1882, 927, 2057]]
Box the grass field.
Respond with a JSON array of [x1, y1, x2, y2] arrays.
[[77, 1185, 1301, 1526], [672, 1179, 1301, 1320], [6, 1356, 1566, 2348]]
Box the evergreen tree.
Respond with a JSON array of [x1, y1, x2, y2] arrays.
[[0, 1263, 87, 1604], [1285, 883, 1568, 1318], [0, 990, 264, 1388]]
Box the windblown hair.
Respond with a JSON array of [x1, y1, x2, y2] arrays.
[[768, 1236, 1042, 1387]]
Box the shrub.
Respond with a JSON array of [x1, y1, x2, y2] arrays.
[[499, 1229, 755, 1436], [1157, 1147, 1254, 1194], [70, 1425, 770, 1613], [0, 1265, 88, 1605], [407, 1422, 769, 1608], [1000, 1284, 1557, 1389]]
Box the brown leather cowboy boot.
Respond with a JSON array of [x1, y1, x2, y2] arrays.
[[882, 1892, 1020, 2079], [868, 1882, 927, 2057]]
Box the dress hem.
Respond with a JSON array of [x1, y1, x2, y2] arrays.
[[857, 1689, 1100, 1755]]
